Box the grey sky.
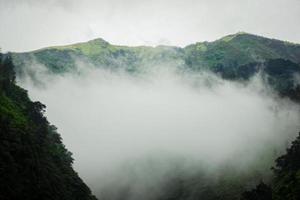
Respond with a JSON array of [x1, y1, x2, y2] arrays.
[[0, 0, 300, 52]]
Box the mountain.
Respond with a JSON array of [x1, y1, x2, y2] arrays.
[[12, 32, 300, 101], [0, 54, 97, 200], [13, 32, 300, 72], [3, 33, 300, 200], [12, 38, 184, 74], [185, 32, 300, 70]]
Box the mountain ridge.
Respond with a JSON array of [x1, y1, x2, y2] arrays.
[[24, 32, 300, 54], [3, 32, 300, 200], [14, 32, 300, 67], [11, 32, 300, 102]]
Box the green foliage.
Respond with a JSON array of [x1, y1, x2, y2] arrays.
[[272, 133, 300, 200], [241, 132, 300, 200], [11, 33, 300, 102], [0, 54, 97, 200], [13, 33, 300, 73], [12, 38, 185, 74], [241, 182, 272, 200], [184, 32, 300, 71], [6, 33, 300, 199]]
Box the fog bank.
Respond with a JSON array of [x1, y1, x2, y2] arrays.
[[17, 63, 300, 199]]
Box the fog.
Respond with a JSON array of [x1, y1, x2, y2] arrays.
[[17, 62, 300, 199]]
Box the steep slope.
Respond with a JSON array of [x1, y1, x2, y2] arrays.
[[0, 53, 97, 200]]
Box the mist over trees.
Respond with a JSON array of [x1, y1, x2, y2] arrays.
[[242, 133, 300, 200], [1, 33, 300, 200]]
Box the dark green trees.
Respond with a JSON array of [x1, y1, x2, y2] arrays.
[[241, 182, 272, 200], [272, 133, 300, 200], [241, 132, 300, 200], [0, 54, 96, 200]]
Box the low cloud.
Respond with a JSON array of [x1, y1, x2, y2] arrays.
[[17, 61, 300, 199], [1, 0, 300, 51]]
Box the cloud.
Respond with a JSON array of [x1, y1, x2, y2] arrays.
[[1, 0, 300, 52], [17, 61, 300, 199]]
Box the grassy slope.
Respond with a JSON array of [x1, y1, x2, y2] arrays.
[[12, 32, 300, 75], [184, 32, 300, 70], [11, 32, 300, 102]]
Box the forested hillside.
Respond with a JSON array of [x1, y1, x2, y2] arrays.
[[0, 53, 96, 200], [12, 32, 300, 101], [242, 132, 300, 200], [2, 33, 300, 200]]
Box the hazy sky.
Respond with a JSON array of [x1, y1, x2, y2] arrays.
[[1, 0, 300, 52]]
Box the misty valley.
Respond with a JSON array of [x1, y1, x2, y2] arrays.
[[1, 32, 300, 200]]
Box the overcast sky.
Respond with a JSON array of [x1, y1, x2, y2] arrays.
[[0, 0, 300, 52]]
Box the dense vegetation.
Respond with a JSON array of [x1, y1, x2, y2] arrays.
[[12, 32, 300, 101], [242, 132, 300, 200], [0, 54, 96, 200], [3, 33, 300, 199], [96, 132, 300, 200]]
